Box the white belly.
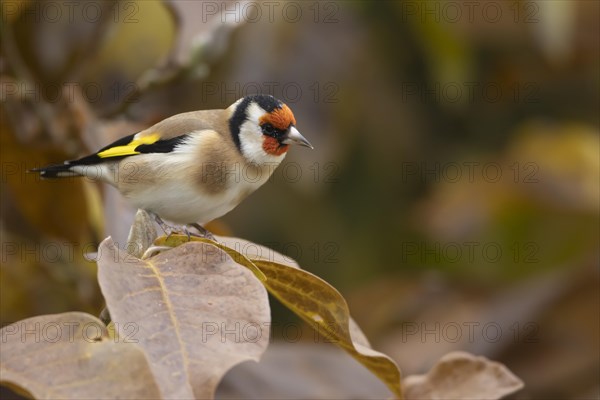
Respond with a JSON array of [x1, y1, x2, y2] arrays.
[[125, 178, 262, 224]]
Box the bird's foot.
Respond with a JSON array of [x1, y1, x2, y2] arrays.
[[153, 214, 190, 240], [152, 214, 216, 242]]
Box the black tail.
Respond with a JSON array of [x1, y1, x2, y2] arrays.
[[29, 163, 80, 179]]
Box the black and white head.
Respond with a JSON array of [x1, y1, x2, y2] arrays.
[[228, 94, 313, 164]]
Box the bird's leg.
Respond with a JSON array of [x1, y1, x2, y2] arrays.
[[151, 213, 214, 241], [187, 223, 217, 241], [153, 213, 175, 237], [151, 213, 190, 240]]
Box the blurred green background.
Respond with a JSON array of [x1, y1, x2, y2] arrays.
[[1, 1, 598, 398]]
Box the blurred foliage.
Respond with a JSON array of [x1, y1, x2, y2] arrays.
[[1, 1, 598, 398]]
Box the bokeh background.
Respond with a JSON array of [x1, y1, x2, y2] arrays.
[[1, 1, 598, 398]]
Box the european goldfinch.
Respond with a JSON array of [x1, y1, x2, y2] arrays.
[[33, 94, 313, 235]]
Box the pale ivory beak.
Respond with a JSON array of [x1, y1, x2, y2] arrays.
[[283, 126, 314, 149]]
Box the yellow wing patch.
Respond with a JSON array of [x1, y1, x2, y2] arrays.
[[97, 133, 161, 158]]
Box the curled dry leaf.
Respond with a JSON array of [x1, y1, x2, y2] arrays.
[[155, 235, 403, 399], [97, 238, 270, 400], [403, 351, 524, 400], [216, 235, 373, 348], [125, 209, 158, 258], [0, 312, 160, 399], [253, 259, 404, 399]]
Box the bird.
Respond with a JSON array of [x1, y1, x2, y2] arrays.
[[32, 94, 313, 237]]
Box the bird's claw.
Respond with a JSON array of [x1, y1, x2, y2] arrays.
[[151, 213, 216, 242]]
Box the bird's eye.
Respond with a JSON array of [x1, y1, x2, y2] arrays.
[[262, 124, 279, 137]]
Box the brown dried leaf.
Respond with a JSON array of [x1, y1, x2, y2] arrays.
[[97, 238, 270, 400], [0, 312, 160, 399], [155, 235, 403, 399], [403, 351, 524, 400]]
